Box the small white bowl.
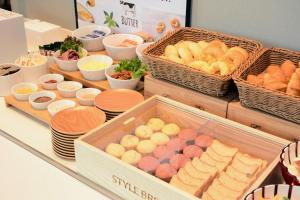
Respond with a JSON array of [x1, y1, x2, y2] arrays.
[[77, 55, 113, 81], [72, 25, 111, 52], [15, 55, 49, 83], [103, 34, 144, 61], [47, 99, 76, 116], [29, 91, 56, 110], [136, 42, 154, 62], [11, 82, 38, 101], [76, 88, 101, 106], [0, 63, 23, 96], [105, 64, 140, 90], [38, 73, 64, 90], [53, 48, 88, 72], [57, 81, 83, 98]]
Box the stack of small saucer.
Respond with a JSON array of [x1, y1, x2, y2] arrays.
[[50, 106, 106, 159], [95, 89, 144, 121]]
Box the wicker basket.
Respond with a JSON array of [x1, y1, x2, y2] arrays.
[[234, 47, 300, 124], [143, 27, 262, 96]]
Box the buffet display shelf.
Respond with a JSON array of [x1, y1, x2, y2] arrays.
[[0, 97, 122, 200]]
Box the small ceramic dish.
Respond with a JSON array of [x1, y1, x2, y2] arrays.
[[29, 90, 56, 110], [76, 88, 101, 106], [57, 81, 83, 98], [39, 73, 64, 90], [11, 82, 38, 101], [47, 99, 76, 116]]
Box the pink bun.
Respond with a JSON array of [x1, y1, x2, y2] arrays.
[[155, 163, 177, 181], [153, 145, 175, 161], [195, 135, 213, 148], [178, 129, 197, 143], [183, 145, 203, 158], [170, 154, 190, 170], [138, 156, 159, 173], [167, 138, 187, 153]]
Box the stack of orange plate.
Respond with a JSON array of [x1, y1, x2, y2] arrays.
[[95, 89, 144, 121], [50, 106, 106, 159]]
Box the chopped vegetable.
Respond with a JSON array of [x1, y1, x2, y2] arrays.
[[114, 57, 147, 79], [60, 36, 83, 56]]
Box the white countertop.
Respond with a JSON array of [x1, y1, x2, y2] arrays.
[[0, 97, 122, 200]]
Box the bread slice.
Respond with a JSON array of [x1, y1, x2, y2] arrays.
[[177, 168, 206, 188], [211, 140, 238, 157], [184, 161, 211, 181], [206, 186, 232, 200], [170, 175, 201, 196], [200, 152, 228, 172], [210, 178, 242, 200], [192, 157, 218, 177], [235, 152, 266, 168], [206, 147, 233, 163], [218, 171, 248, 192], [231, 156, 259, 177], [226, 165, 255, 184]]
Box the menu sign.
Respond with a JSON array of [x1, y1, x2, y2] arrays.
[[75, 0, 190, 40]]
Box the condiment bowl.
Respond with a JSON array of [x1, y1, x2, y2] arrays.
[[102, 34, 144, 61], [136, 42, 154, 62], [76, 88, 101, 106], [105, 64, 140, 90], [72, 25, 111, 51], [53, 48, 88, 72], [47, 99, 76, 116], [77, 55, 113, 81], [57, 81, 83, 98], [29, 90, 56, 110], [0, 63, 23, 96], [38, 73, 64, 90], [11, 82, 38, 101]]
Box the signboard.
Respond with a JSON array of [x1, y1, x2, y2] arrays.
[[75, 0, 191, 40]]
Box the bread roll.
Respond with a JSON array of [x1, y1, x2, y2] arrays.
[[247, 74, 264, 86], [186, 41, 203, 59], [281, 60, 296, 80], [229, 47, 249, 59], [210, 61, 231, 76], [165, 45, 179, 58], [288, 73, 300, 91], [189, 60, 217, 74], [203, 45, 225, 59], [264, 82, 287, 92], [177, 47, 193, 63], [198, 41, 209, 49], [175, 40, 189, 49], [168, 55, 184, 64], [223, 50, 245, 66], [265, 65, 281, 74], [210, 40, 228, 52]]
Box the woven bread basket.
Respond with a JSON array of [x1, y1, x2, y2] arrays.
[[234, 47, 300, 124], [143, 27, 262, 96]]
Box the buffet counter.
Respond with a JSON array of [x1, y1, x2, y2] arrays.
[[0, 97, 120, 200]]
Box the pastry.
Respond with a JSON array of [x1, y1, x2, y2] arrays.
[[170, 175, 201, 196], [186, 41, 203, 59], [120, 135, 139, 149], [203, 44, 225, 59], [210, 40, 228, 53], [164, 45, 179, 58], [135, 125, 153, 139], [153, 145, 175, 161], [246, 74, 264, 86], [150, 132, 170, 145], [183, 161, 211, 180], [162, 123, 180, 137], [223, 49, 245, 66], [147, 118, 165, 131], [200, 152, 228, 172], [177, 168, 207, 189], [167, 138, 187, 153], [198, 41, 209, 49], [170, 154, 190, 170], [191, 157, 218, 176], [138, 156, 160, 173], [210, 61, 231, 76], [105, 143, 125, 158], [156, 21, 166, 33], [229, 46, 249, 59], [136, 140, 156, 155], [121, 150, 142, 165], [178, 129, 197, 144], [177, 47, 193, 64], [183, 145, 203, 159], [168, 55, 185, 64], [210, 140, 238, 157], [189, 61, 218, 75], [155, 163, 177, 181], [218, 171, 248, 192], [195, 135, 213, 148]]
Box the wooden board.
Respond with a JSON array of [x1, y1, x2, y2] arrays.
[[144, 75, 236, 118], [75, 95, 289, 200], [5, 88, 79, 124], [227, 100, 300, 141], [49, 50, 144, 91]]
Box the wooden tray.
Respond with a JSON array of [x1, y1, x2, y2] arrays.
[[49, 50, 144, 91], [227, 100, 300, 141], [5, 87, 80, 124], [144, 75, 236, 118], [75, 95, 289, 200]]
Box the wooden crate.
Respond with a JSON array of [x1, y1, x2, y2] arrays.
[[227, 101, 300, 141], [144, 75, 236, 118], [75, 95, 289, 200]]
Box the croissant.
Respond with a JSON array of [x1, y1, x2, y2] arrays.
[[177, 47, 193, 63], [281, 60, 296, 80], [165, 45, 179, 58], [186, 41, 203, 59], [211, 61, 231, 76], [209, 40, 228, 53]]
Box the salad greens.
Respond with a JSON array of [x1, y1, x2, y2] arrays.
[[60, 36, 83, 55], [115, 57, 147, 79]]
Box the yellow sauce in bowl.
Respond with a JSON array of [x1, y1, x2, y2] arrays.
[[81, 60, 108, 71], [15, 87, 35, 94]]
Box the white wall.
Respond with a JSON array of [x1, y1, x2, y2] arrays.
[[191, 0, 300, 51]]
